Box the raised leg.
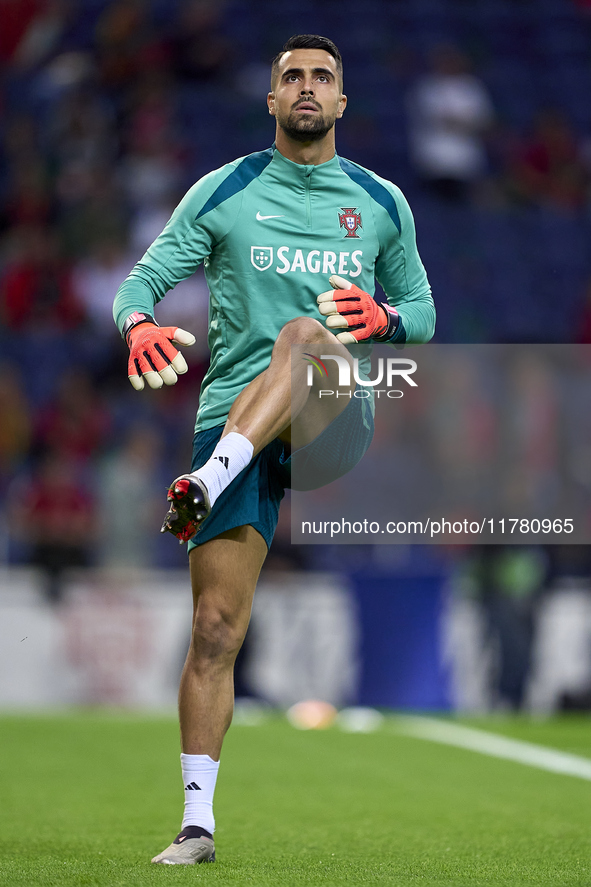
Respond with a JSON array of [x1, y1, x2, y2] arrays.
[[222, 316, 354, 453], [161, 316, 355, 542]]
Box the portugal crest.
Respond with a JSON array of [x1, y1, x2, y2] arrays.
[[338, 207, 362, 238], [251, 246, 273, 271]]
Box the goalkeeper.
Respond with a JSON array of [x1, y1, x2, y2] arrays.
[[113, 34, 434, 866]]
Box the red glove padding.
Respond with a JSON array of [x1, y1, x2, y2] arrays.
[[317, 275, 398, 344], [127, 322, 196, 390]]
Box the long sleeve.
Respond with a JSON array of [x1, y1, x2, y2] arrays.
[[374, 184, 435, 344], [113, 165, 235, 333]]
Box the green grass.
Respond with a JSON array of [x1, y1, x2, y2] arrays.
[[0, 712, 590, 886]]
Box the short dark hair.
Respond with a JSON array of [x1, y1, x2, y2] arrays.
[[271, 35, 343, 89]]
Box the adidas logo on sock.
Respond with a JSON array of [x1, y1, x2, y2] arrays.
[[184, 781, 201, 791], [213, 456, 229, 469]]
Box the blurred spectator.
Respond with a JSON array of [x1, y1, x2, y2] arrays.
[[169, 0, 230, 84], [8, 0, 70, 71], [9, 449, 95, 602], [34, 370, 111, 463], [2, 114, 51, 229], [4, 156, 52, 228], [427, 351, 498, 511], [72, 236, 133, 333], [129, 198, 174, 253], [48, 84, 119, 177], [501, 352, 561, 515], [94, 0, 168, 88], [544, 545, 591, 712], [467, 546, 548, 710], [506, 108, 588, 211], [0, 0, 68, 70], [0, 0, 41, 64], [96, 423, 163, 568], [0, 364, 32, 491], [120, 72, 185, 212], [0, 225, 84, 331], [406, 44, 494, 201], [55, 165, 129, 258]]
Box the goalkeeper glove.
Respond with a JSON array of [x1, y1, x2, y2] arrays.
[[123, 312, 196, 390], [317, 275, 399, 344]]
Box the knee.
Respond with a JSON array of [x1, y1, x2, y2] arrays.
[[279, 315, 328, 343], [189, 606, 246, 667]]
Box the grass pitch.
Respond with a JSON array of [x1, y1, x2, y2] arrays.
[[0, 712, 589, 886]]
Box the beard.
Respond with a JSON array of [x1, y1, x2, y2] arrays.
[[276, 106, 335, 142]]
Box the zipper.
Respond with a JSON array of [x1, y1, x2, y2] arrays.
[[304, 167, 312, 227]]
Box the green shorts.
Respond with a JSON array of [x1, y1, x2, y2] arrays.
[[187, 393, 373, 550]]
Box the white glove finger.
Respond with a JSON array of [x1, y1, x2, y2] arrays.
[[129, 373, 145, 391], [172, 327, 196, 347], [170, 352, 189, 375], [159, 364, 179, 386], [329, 274, 352, 290], [336, 330, 357, 344], [317, 289, 337, 304], [144, 370, 164, 389], [326, 314, 348, 329], [317, 300, 339, 316]]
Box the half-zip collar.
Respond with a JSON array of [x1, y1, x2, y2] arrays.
[[265, 144, 341, 184], [266, 146, 342, 228]]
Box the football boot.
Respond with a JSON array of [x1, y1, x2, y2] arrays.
[[160, 475, 211, 543]]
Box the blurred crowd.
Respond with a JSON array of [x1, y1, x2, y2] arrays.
[[1, 0, 591, 677]]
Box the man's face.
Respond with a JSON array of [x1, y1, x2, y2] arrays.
[[268, 49, 346, 143]]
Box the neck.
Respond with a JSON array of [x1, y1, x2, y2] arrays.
[[274, 127, 336, 165]]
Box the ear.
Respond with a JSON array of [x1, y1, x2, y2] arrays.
[[267, 91, 276, 117], [336, 93, 347, 119]]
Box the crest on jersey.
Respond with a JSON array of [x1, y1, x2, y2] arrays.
[[338, 207, 362, 238], [251, 246, 273, 271]]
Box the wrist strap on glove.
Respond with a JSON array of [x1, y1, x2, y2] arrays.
[[373, 303, 400, 342], [122, 311, 158, 342]]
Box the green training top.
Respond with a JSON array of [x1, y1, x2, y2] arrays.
[[113, 146, 435, 432]]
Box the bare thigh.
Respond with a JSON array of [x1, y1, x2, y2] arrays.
[[281, 337, 356, 450]]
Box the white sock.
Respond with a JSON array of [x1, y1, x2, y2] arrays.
[[191, 432, 254, 507], [181, 753, 220, 834]]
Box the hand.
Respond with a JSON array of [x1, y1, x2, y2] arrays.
[[317, 275, 399, 344], [126, 321, 196, 390]]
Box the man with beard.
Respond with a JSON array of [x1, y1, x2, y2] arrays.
[[113, 34, 434, 864]]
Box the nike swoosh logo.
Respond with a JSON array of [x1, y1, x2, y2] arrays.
[[256, 212, 285, 221], [178, 836, 187, 842]]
